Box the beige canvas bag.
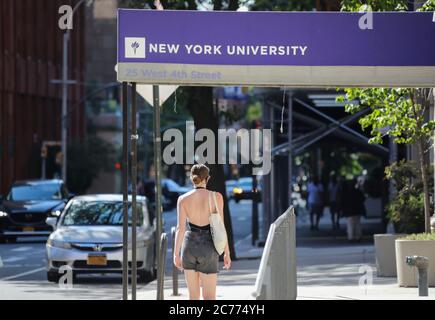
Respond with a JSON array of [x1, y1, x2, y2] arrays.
[[208, 191, 228, 255]]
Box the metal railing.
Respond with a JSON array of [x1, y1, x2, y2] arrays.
[[253, 206, 297, 300], [157, 232, 168, 300], [171, 226, 179, 296]]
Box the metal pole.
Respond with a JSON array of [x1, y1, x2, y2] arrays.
[[294, 98, 389, 153], [143, 112, 149, 180], [59, 0, 91, 183], [252, 174, 259, 245], [262, 101, 271, 244], [131, 83, 138, 300], [157, 233, 168, 300], [171, 226, 179, 296], [288, 94, 293, 214], [122, 82, 129, 300], [153, 85, 163, 298], [270, 104, 276, 220], [61, 32, 69, 183]]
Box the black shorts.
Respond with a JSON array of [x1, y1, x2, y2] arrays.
[[181, 229, 219, 274]]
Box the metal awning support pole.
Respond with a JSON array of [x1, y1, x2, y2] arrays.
[[131, 83, 138, 300], [261, 100, 272, 244], [122, 82, 129, 300], [153, 85, 164, 300], [288, 93, 293, 210], [294, 98, 389, 153]]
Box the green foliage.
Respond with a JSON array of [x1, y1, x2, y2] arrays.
[[67, 135, 116, 194], [340, 0, 435, 12], [122, 0, 240, 10], [401, 233, 435, 241], [336, 88, 435, 145], [121, 0, 195, 9], [340, 0, 408, 11], [249, 0, 314, 11], [246, 102, 262, 123], [385, 161, 433, 234], [417, 0, 435, 11]]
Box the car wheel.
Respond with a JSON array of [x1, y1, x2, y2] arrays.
[[47, 270, 61, 283], [138, 269, 154, 283], [235, 198, 240, 203]]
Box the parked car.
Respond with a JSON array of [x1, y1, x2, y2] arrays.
[[225, 180, 238, 200], [143, 178, 190, 210], [45, 194, 155, 283], [0, 179, 71, 243], [232, 177, 262, 203], [162, 179, 191, 208]]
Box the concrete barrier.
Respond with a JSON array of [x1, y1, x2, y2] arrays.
[[253, 207, 297, 300]]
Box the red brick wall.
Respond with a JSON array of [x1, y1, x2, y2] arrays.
[[0, 0, 86, 194]]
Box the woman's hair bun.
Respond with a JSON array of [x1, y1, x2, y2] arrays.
[[192, 175, 202, 185], [190, 164, 210, 185]]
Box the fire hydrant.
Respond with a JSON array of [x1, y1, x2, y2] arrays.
[[406, 256, 429, 297]]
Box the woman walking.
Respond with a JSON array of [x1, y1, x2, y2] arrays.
[[173, 164, 231, 300]]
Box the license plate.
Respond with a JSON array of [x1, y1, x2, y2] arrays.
[[87, 255, 107, 266], [22, 226, 35, 232]]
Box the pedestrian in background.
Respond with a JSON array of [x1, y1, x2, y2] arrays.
[[341, 178, 366, 242], [327, 174, 341, 230], [307, 176, 324, 231]]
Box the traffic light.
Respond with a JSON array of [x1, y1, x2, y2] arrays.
[[251, 119, 262, 129], [55, 152, 63, 165], [41, 146, 47, 158]]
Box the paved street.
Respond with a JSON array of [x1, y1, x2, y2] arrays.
[[0, 200, 257, 299]]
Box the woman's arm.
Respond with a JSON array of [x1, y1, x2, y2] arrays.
[[174, 196, 186, 268]]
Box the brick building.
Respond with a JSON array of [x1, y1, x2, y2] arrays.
[[0, 0, 86, 194]]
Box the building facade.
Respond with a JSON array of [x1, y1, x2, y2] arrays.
[[0, 0, 86, 194]]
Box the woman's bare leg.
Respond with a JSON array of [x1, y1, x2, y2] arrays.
[[184, 270, 200, 300], [199, 272, 217, 300]]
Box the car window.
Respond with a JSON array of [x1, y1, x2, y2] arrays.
[[240, 181, 252, 187], [163, 179, 180, 190], [61, 200, 145, 227], [8, 183, 62, 201]]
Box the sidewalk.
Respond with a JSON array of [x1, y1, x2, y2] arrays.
[[136, 236, 261, 300], [297, 243, 435, 300], [137, 259, 260, 300], [136, 211, 435, 300]]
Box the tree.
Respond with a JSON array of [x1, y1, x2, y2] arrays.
[[67, 135, 116, 194], [122, 0, 238, 259], [385, 160, 433, 234], [339, 0, 435, 233], [248, 0, 314, 11], [340, 0, 408, 11]]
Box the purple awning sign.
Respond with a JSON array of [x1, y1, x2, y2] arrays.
[[117, 10, 435, 87]]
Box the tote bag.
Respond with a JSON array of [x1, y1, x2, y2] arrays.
[[208, 191, 228, 255]]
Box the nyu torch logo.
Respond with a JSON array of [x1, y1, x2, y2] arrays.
[[131, 41, 140, 55], [125, 37, 146, 58]]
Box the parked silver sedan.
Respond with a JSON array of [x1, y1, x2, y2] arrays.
[[45, 194, 155, 283]]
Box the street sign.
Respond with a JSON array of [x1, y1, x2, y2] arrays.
[[136, 84, 178, 106], [117, 10, 435, 87]]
